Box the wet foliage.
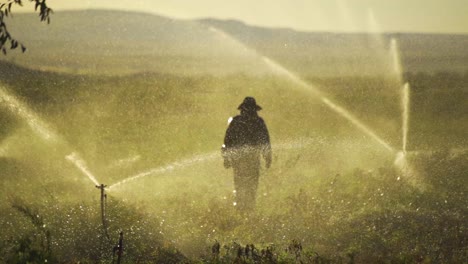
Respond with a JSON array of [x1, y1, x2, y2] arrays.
[[1, 61, 467, 262], [1, 151, 465, 263]]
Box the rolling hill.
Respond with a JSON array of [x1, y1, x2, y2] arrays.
[[1, 9, 467, 76]]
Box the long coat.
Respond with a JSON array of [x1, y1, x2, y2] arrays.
[[222, 111, 271, 210]]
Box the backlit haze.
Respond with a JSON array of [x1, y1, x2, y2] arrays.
[[17, 0, 468, 34]]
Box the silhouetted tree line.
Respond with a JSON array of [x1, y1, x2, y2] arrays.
[[0, 0, 52, 54]]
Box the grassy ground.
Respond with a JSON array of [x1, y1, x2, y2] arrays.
[[0, 62, 467, 262]]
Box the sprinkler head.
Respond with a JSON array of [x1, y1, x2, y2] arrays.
[[96, 184, 107, 189]]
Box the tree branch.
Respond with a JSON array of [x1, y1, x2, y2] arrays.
[[0, 0, 52, 55]]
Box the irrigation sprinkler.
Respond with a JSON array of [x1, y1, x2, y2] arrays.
[[95, 184, 125, 264], [95, 183, 110, 240]]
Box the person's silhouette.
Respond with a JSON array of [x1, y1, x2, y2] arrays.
[[222, 97, 272, 211]]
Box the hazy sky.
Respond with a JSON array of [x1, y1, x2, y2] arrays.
[[20, 0, 468, 33]]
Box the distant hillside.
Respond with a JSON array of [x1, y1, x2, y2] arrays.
[[2, 10, 267, 75], [201, 18, 468, 75], [1, 10, 467, 76]]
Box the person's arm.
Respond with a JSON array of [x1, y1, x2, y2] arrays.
[[259, 119, 272, 168], [222, 117, 237, 168], [224, 117, 236, 148]]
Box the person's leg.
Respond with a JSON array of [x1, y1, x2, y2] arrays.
[[243, 165, 259, 211], [233, 165, 249, 210], [233, 153, 260, 211]]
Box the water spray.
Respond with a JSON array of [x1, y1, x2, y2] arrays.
[[392, 82, 414, 177], [321, 98, 394, 152], [262, 55, 395, 153], [0, 86, 105, 188], [402, 83, 410, 154], [366, 8, 386, 50], [2, 84, 125, 261], [208, 25, 417, 184], [207, 26, 395, 152], [387, 39, 413, 174], [107, 151, 219, 190], [107, 138, 322, 189], [108, 138, 331, 188], [390, 38, 403, 82], [66, 152, 101, 186], [95, 182, 127, 261], [0, 86, 57, 141]]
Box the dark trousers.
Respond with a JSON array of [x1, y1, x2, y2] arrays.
[[232, 151, 260, 211]]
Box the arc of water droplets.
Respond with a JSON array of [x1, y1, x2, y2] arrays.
[[389, 38, 411, 154], [208, 26, 395, 153], [262, 56, 395, 152], [107, 151, 220, 191], [402, 83, 410, 153], [0, 87, 57, 141], [107, 155, 141, 170], [108, 138, 323, 191], [66, 152, 100, 186], [389, 39, 414, 176], [1, 86, 101, 186], [390, 38, 403, 82]]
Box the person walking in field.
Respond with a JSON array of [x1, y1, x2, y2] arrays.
[[222, 97, 272, 211]]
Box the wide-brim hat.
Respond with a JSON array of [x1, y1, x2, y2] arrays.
[[238, 96, 262, 111]]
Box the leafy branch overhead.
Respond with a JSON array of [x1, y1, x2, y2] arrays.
[[0, 0, 52, 55]]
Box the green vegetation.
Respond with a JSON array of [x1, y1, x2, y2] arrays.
[[1, 59, 467, 262], [1, 151, 466, 263]]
